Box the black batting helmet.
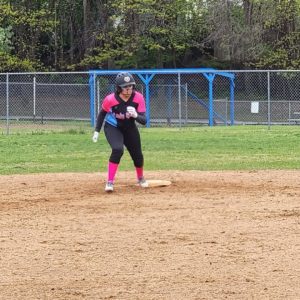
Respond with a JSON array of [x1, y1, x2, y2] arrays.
[[115, 72, 136, 92]]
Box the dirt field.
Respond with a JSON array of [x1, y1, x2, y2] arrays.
[[0, 170, 299, 300]]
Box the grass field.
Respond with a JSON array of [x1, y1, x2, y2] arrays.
[[0, 126, 299, 175]]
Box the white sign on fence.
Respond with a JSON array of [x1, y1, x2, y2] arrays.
[[251, 101, 259, 113]]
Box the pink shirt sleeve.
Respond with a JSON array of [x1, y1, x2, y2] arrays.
[[102, 94, 118, 112], [133, 92, 146, 113]]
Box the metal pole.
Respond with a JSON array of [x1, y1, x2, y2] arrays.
[[167, 84, 172, 126], [33, 75, 36, 118], [89, 73, 96, 127], [225, 97, 228, 126], [230, 79, 235, 125], [6, 74, 9, 135], [97, 79, 100, 114], [137, 73, 155, 128], [288, 101, 291, 124], [267, 71, 271, 129], [208, 77, 214, 126], [145, 75, 150, 128], [178, 73, 181, 127], [185, 83, 188, 124]]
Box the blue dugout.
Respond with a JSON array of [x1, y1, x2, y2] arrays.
[[89, 68, 235, 127]]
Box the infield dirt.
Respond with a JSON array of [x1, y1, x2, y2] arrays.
[[0, 170, 299, 299]]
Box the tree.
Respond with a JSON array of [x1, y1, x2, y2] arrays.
[[254, 0, 300, 68], [0, 26, 13, 53], [2, 0, 300, 71], [0, 0, 55, 70], [204, 0, 300, 69], [76, 0, 204, 69]]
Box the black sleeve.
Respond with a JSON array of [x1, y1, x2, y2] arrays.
[[136, 112, 147, 125], [95, 109, 107, 132]]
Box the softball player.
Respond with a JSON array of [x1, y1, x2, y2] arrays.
[[92, 72, 148, 192]]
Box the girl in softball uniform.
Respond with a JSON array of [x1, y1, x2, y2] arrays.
[[92, 72, 148, 192]]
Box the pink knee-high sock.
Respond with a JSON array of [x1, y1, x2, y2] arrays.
[[135, 167, 144, 180], [108, 162, 119, 182]]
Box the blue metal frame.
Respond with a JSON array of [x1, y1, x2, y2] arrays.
[[89, 68, 235, 127], [137, 74, 155, 127]]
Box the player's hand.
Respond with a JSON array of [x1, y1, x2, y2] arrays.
[[127, 106, 138, 118], [92, 131, 99, 143]]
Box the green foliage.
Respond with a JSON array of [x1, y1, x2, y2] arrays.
[[75, 0, 202, 69], [74, 32, 138, 69], [247, 0, 300, 69], [0, 51, 42, 72], [2, 0, 300, 70], [0, 26, 13, 53], [0, 1, 55, 71]]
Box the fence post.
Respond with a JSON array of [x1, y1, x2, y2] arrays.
[[97, 79, 100, 114], [178, 73, 181, 127], [185, 83, 188, 124], [89, 72, 96, 127], [209, 78, 213, 126], [6, 73, 9, 135], [267, 71, 271, 129], [230, 79, 235, 125], [145, 75, 151, 128], [167, 83, 172, 126], [288, 101, 291, 124], [225, 97, 228, 126], [33, 75, 36, 120]]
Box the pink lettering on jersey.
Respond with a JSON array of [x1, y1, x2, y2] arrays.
[[114, 113, 125, 119]]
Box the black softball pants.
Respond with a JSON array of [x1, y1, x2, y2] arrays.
[[104, 123, 144, 167]]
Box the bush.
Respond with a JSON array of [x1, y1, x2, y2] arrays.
[[0, 51, 43, 72]]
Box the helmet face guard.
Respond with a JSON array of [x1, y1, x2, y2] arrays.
[[115, 72, 136, 92]]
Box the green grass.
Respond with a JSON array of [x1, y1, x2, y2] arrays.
[[0, 126, 299, 175]]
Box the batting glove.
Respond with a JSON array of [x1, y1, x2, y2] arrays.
[[127, 106, 138, 118], [92, 131, 99, 143]]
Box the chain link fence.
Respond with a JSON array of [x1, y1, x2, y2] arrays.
[[1, 70, 300, 134], [233, 71, 300, 125], [0, 72, 90, 134]]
